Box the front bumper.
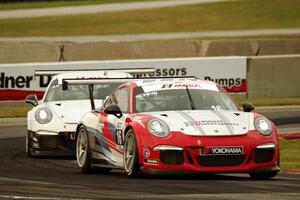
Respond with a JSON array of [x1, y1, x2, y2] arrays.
[[28, 130, 76, 155], [139, 130, 280, 174]]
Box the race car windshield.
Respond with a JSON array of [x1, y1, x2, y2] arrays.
[[134, 86, 239, 113], [44, 80, 122, 102]]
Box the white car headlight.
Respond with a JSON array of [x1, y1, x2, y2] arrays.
[[254, 116, 272, 136], [147, 119, 169, 138], [35, 107, 53, 124]]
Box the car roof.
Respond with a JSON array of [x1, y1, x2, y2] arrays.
[[54, 71, 132, 84]]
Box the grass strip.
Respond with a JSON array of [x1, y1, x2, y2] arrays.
[[0, 0, 300, 37], [0, 102, 31, 118], [280, 138, 300, 171]]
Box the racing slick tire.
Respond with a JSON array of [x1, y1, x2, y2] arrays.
[[76, 126, 92, 174], [123, 129, 140, 177], [27, 144, 36, 157], [249, 171, 278, 179], [26, 131, 38, 157]]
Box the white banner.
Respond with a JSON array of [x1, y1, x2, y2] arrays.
[[0, 57, 246, 100]]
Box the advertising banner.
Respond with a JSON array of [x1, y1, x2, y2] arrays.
[[0, 57, 246, 100]]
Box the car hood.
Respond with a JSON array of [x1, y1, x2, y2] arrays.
[[46, 100, 103, 124], [145, 110, 254, 136]]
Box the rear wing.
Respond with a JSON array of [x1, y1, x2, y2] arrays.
[[63, 78, 136, 110], [62, 76, 197, 110], [34, 68, 155, 77]]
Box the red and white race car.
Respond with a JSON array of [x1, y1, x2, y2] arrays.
[[74, 77, 280, 179]]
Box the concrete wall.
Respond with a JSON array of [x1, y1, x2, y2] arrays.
[[247, 55, 300, 98], [1, 39, 300, 63], [0, 42, 61, 63], [205, 39, 300, 57], [62, 41, 199, 61]]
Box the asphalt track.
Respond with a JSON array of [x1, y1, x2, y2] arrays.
[[0, 107, 300, 199]]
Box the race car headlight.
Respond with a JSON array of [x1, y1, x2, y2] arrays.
[[147, 119, 169, 138], [254, 116, 272, 136], [35, 107, 53, 124]]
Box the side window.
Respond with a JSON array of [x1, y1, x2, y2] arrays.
[[103, 96, 113, 109], [114, 87, 129, 113], [44, 79, 60, 102]]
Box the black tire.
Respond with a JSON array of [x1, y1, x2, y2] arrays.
[[26, 131, 37, 157], [249, 171, 278, 179], [76, 126, 92, 174], [123, 129, 140, 177], [27, 145, 36, 157]]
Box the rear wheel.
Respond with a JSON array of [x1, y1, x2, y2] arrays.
[[249, 171, 278, 179], [76, 126, 92, 174], [123, 129, 140, 177]]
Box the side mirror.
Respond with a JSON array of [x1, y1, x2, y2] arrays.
[[104, 104, 123, 118], [242, 102, 255, 112], [25, 94, 39, 106]]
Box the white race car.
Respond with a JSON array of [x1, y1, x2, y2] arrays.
[[25, 70, 133, 157]]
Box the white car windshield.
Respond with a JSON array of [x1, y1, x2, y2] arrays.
[[134, 86, 239, 113], [44, 80, 122, 102]]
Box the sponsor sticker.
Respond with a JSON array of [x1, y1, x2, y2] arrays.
[[143, 146, 151, 158], [201, 146, 243, 155], [184, 120, 239, 127], [136, 91, 158, 99]]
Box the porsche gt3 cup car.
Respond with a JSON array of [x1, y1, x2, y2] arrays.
[[25, 70, 134, 157], [75, 77, 280, 179]]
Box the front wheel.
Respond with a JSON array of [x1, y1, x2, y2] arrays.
[[26, 131, 37, 157], [123, 129, 140, 177], [76, 126, 92, 174], [249, 171, 278, 179]]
